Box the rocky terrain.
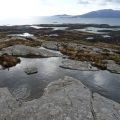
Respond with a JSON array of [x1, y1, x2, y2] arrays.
[[0, 76, 120, 120], [0, 24, 120, 119], [1, 45, 62, 57]]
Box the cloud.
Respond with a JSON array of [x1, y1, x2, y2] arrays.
[[0, 0, 120, 17], [106, 0, 120, 3], [78, 0, 89, 4], [78, 0, 120, 5]]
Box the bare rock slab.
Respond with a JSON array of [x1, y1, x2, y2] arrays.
[[60, 59, 98, 71], [1, 45, 62, 57], [42, 41, 59, 51], [0, 77, 120, 120], [107, 60, 120, 74], [93, 93, 120, 120]]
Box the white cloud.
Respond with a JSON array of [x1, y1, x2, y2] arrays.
[[78, 0, 120, 6], [0, 0, 119, 18]]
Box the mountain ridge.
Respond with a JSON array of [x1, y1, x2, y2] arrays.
[[52, 9, 120, 18], [77, 9, 120, 18]]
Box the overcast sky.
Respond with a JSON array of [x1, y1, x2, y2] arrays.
[[0, 0, 120, 18]]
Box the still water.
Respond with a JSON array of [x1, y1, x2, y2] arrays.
[[0, 57, 120, 103]]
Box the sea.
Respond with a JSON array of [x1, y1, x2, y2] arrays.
[[0, 17, 120, 26]]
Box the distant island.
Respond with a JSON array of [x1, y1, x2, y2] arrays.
[[77, 9, 120, 18], [53, 14, 72, 18], [54, 9, 120, 18]]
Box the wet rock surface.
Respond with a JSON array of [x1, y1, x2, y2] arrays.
[[0, 76, 120, 120], [10, 84, 31, 100], [1, 45, 62, 57]]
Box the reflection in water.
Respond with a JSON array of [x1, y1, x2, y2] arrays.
[[8, 33, 34, 37], [75, 27, 120, 34], [0, 57, 120, 102], [75, 70, 120, 103], [31, 25, 68, 31], [94, 72, 106, 86], [40, 58, 59, 76]]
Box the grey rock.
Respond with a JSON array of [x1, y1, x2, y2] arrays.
[[39, 46, 63, 56], [60, 59, 98, 71], [24, 66, 38, 75], [42, 41, 60, 51], [0, 76, 120, 120], [107, 60, 120, 74], [0, 88, 19, 120], [1, 45, 62, 57], [93, 93, 120, 120]]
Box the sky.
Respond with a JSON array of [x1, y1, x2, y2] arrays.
[[0, 0, 120, 18]]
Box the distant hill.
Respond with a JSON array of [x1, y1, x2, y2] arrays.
[[51, 9, 120, 18], [76, 9, 120, 18], [53, 14, 72, 18]]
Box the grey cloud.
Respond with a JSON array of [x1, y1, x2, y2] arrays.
[[78, 0, 120, 5], [78, 0, 89, 4], [106, 0, 120, 3]]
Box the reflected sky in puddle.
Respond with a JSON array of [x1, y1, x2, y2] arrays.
[[75, 27, 120, 34], [74, 70, 120, 102], [30, 25, 67, 30], [0, 57, 120, 102], [8, 33, 34, 37]]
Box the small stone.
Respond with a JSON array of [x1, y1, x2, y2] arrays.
[[24, 66, 38, 75]]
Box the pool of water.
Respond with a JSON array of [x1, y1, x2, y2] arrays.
[[8, 33, 34, 37], [75, 27, 120, 34], [30, 25, 68, 30], [0, 57, 120, 103]]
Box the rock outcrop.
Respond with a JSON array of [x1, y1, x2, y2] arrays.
[[107, 60, 120, 74], [42, 41, 60, 51], [0, 76, 120, 120], [60, 59, 98, 71], [1, 45, 62, 58]]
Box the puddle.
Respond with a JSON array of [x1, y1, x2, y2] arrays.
[[0, 57, 120, 103], [8, 33, 34, 37], [75, 27, 120, 34], [30, 25, 67, 30]]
